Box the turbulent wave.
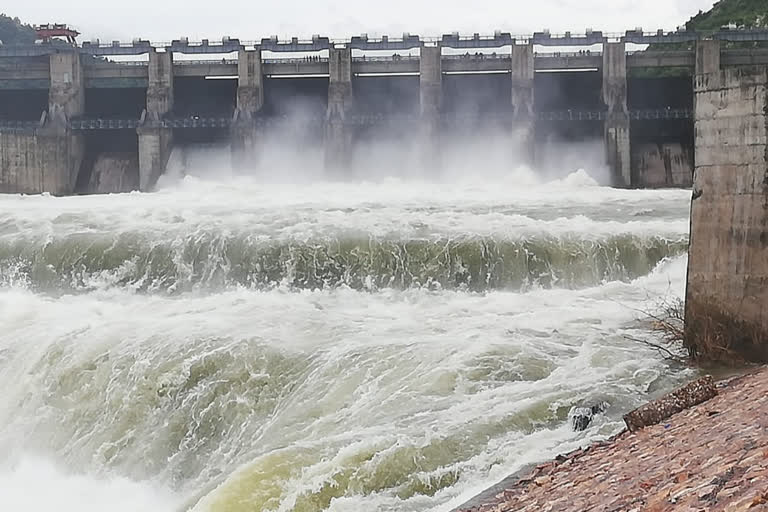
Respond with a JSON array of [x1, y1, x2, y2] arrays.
[[0, 233, 687, 293], [0, 256, 695, 512], [0, 173, 694, 512]]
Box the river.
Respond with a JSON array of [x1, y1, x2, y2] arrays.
[[0, 165, 693, 511]]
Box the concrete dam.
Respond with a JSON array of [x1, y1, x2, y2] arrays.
[[4, 25, 768, 511], [1, 29, 768, 194]]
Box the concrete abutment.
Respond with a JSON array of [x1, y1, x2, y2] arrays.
[[685, 65, 768, 363]]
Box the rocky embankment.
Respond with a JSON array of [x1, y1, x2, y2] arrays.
[[458, 368, 768, 512]]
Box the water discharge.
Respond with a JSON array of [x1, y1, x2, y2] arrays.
[[0, 164, 693, 512]]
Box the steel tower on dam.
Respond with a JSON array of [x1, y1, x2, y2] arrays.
[[2, 28, 768, 194]]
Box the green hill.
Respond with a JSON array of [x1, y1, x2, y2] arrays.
[[686, 0, 768, 31], [0, 14, 36, 44]]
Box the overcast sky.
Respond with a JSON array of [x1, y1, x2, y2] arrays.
[[8, 0, 717, 42]]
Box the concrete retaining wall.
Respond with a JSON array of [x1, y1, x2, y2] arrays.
[[0, 131, 82, 195], [685, 66, 768, 362], [86, 152, 139, 193], [632, 142, 693, 187]]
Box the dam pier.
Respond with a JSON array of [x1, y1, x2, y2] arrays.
[[3, 29, 768, 193]]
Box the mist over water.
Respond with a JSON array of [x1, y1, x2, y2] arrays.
[[0, 139, 693, 512]]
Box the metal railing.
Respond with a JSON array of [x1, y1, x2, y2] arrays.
[[538, 108, 692, 121], [70, 118, 141, 130], [174, 59, 238, 66], [0, 107, 696, 133], [534, 51, 602, 58], [0, 120, 41, 131], [263, 57, 329, 64], [352, 55, 419, 62]]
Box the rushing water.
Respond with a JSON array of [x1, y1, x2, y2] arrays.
[[0, 167, 693, 512]]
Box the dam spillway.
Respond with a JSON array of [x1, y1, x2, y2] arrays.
[[2, 29, 768, 194]]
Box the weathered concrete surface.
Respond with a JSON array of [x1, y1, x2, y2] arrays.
[[85, 152, 139, 193], [138, 49, 174, 191], [0, 51, 85, 195], [603, 42, 631, 188], [236, 48, 264, 116], [0, 130, 83, 194], [420, 45, 442, 120], [137, 127, 172, 191], [696, 39, 721, 76], [457, 368, 768, 512], [231, 48, 264, 170], [419, 44, 442, 167], [325, 47, 353, 170], [632, 142, 693, 187], [686, 67, 768, 363], [145, 49, 174, 118], [511, 43, 535, 164], [48, 52, 84, 122]]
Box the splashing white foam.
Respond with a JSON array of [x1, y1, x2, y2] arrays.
[[0, 458, 180, 512]]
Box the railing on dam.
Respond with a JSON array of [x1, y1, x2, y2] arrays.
[[539, 109, 693, 121], [2, 28, 768, 58], [70, 117, 233, 130], [0, 120, 42, 131], [50, 108, 695, 132]]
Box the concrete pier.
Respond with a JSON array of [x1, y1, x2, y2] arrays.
[[695, 39, 721, 75], [138, 49, 174, 191], [603, 42, 630, 187], [49, 52, 85, 123], [325, 47, 353, 170], [0, 51, 84, 195], [511, 43, 535, 164], [231, 48, 264, 170], [685, 66, 768, 363], [420, 44, 442, 166]]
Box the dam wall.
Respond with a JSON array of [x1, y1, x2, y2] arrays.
[[85, 152, 139, 193], [0, 130, 82, 194], [632, 142, 693, 188], [4, 31, 768, 193], [0, 52, 84, 195], [685, 66, 768, 363]]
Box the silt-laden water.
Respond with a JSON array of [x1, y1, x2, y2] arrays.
[[0, 169, 693, 512]]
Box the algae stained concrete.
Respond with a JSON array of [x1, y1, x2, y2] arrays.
[[0, 131, 82, 195], [633, 142, 693, 188], [325, 47, 353, 170], [686, 66, 768, 363]]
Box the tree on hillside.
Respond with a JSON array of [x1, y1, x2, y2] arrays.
[[0, 14, 36, 45], [686, 0, 768, 31]]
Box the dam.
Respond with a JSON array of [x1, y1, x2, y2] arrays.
[[3, 18, 768, 512], [2, 29, 768, 194]]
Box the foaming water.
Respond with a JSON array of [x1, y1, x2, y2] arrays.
[[0, 458, 180, 512], [0, 169, 693, 512]]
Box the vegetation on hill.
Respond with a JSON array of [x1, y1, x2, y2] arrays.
[[633, 0, 768, 76], [0, 14, 36, 44], [686, 0, 768, 31]]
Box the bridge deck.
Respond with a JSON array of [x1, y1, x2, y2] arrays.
[[2, 49, 768, 89], [1, 28, 768, 57]]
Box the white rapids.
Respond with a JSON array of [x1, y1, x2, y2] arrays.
[[0, 168, 694, 512]]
